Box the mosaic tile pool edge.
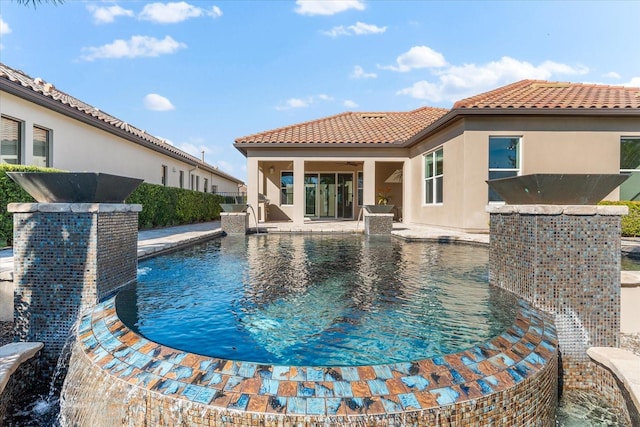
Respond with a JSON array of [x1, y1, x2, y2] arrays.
[[61, 296, 559, 426]]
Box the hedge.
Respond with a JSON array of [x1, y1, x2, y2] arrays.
[[599, 201, 640, 237], [0, 165, 225, 245]]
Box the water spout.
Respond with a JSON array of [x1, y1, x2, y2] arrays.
[[246, 204, 264, 235]]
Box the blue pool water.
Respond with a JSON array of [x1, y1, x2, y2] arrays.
[[117, 234, 518, 366]]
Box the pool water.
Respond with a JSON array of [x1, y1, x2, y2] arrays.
[[117, 234, 518, 366], [622, 255, 640, 271]]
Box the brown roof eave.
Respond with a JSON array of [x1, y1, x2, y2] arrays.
[[233, 141, 406, 156], [2, 79, 243, 183], [404, 107, 640, 148]]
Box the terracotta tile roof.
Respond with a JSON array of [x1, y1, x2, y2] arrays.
[[0, 63, 243, 184], [453, 79, 640, 109], [234, 107, 449, 145]]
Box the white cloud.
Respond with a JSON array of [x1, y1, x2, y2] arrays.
[[88, 5, 134, 24], [211, 6, 223, 18], [344, 100, 358, 108], [275, 94, 334, 110], [276, 98, 309, 110], [81, 35, 186, 61], [139, 2, 222, 24], [0, 16, 11, 35], [295, 0, 365, 16], [350, 65, 376, 79], [604, 71, 621, 79], [625, 77, 640, 87], [379, 45, 447, 72], [144, 93, 175, 111], [323, 21, 386, 37], [396, 56, 592, 103]]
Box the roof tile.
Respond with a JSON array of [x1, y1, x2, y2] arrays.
[[235, 107, 449, 145], [453, 79, 640, 109]]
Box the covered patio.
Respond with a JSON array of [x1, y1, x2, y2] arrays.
[[246, 158, 404, 226]]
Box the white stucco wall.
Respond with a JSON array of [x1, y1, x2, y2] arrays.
[[0, 92, 241, 193]]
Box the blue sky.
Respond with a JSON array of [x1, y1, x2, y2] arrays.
[[1, 0, 638, 182]]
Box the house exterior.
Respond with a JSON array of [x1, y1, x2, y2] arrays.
[[0, 63, 244, 194], [235, 80, 640, 232]]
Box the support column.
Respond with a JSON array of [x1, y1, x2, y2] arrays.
[[363, 160, 376, 206], [9, 202, 141, 374], [488, 204, 627, 390], [247, 156, 259, 228], [293, 159, 305, 225]]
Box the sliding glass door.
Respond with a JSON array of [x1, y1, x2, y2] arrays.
[[304, 172, 354, 219]]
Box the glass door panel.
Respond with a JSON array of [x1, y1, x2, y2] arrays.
[[319, 174, 335, 218], [304, 174, 318, 217], [337, 173, 354, 219]]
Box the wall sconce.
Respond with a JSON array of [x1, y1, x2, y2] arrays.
[[269, 166, 275, 174]]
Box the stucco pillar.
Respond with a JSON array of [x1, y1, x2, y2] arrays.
[[247, 156, 259, 228], [293, 159, 305, 224], [363, 160, 376, 206], [401, 159, 411, 224]]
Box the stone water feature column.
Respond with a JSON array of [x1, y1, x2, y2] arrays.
[[220, 212, 249, 234], [9, 203, 141, 374], [6, 171, 143, 379], [488, 204, 627, 390]]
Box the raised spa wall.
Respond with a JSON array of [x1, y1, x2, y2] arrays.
[[488, 204, 636, 424]]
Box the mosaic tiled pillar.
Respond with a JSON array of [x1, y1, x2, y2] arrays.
[[364, 213, 393, 235], [487, 204, 627, 390], [221, 212, 249, 234], [8, 203, 141, 373]]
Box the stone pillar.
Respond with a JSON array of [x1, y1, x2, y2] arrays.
[[364, 213, 393, 235], [221, 212, 249, 234], [488, 204, 627, 390], [8, 203, 140, 373]]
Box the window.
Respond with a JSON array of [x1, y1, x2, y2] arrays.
[[281, 171, 294, 204], [196, 176, 200, 191], [357, 171, 363, 206], [212, 185, 218, 194], [1, 116, 21, 165], [179, 171, 184, 189], [190, 174, 195, 190], [33, 126, 50, 167], [204, 178, 208, 193], [161, 165, 168, 186], [424, 148, 443, 204], [488, 136, 521, 202], [620, 137, 640, 201]]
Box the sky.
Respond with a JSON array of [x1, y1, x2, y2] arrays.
[[1, 0, 639, 182]]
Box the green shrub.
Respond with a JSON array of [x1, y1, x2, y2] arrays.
[[0, 165, 225, 244], [126, 183, 224, 229], [0, 165, 63, 245], [599, 201, 640, 237]]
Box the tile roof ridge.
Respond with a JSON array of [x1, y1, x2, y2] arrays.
[[453, 79, 541, 109], [1, 62, 240, 181]]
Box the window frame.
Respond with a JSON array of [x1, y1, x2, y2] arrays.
[[488, 136, 522, 203], [280, 170, 294, 205], [620, 137, 640, 201], [161, 165, 168, 186], [1, 115, 23, 165], [204, 178, 209, 193], [423, 147, 444, 205], [357, 171, 364, 207], [179, 171, 184, 189], [32, 125, 51, 167]]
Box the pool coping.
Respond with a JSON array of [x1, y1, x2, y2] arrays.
[[76, 295, 558, 418]]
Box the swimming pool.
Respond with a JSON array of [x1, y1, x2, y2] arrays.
[[117, 234, 518, 366]]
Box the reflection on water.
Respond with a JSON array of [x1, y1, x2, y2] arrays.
[[117, 234, 518, 366], [556, 390, 629, 426]]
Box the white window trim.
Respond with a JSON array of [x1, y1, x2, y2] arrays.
[[488, 136, 522, 204], [423, 147, 444, 206], [280, 170, 294, 206]]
